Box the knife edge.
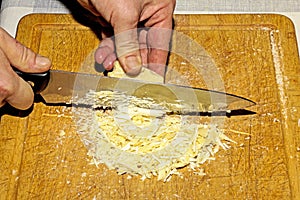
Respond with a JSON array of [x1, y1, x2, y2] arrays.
[[18, 69, 255, 112]]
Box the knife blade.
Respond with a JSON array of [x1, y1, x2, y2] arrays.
[[16, 69, 255, 112]]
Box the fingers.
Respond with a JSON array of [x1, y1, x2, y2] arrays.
[[113, 27, 142, 77], [78, 0, 142, 75], [0, 27, 52, 110], [0, 28, 51, 73], [143, 1, 174, 76], [81, 0, 175, 76], [93, 0, 143, 76], [0, 49, 34, 110], [5, 78, 34, 110], [94, 19, 143, 76], [111, 0, 174, 76], [94, 38, 116, 71], [147, 27, 173, 76], [96, 28, 170, 77], [138, 29, 148, 66]]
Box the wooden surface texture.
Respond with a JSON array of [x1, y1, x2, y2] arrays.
[[0, 14, 300, 199]]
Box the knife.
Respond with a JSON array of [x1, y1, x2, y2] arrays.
[[16, 69, 255, 113]]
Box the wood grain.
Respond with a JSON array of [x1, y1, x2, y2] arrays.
[[0, 14, 299, 199]]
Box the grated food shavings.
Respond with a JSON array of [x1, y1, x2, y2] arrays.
[[73, 89, 235, 182]]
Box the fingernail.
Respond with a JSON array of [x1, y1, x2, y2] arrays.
[[36, 55, 51, 68], [125, 56, 142, 76]]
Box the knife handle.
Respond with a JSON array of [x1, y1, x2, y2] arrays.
[[14, 69, 50, 94]]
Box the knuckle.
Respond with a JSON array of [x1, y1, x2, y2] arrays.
[[20, 47, 31, 65], [17, 46, 36, 69]]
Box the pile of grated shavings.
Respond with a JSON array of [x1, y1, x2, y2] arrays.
[[73, 90, 234, 182]]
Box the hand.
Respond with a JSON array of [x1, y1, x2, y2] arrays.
[[77, 0, 175, 76], [0, 28, 51, 110]]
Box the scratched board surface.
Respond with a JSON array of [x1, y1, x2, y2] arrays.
[[0, 14, 300, 199]]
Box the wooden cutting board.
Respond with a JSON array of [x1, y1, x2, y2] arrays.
[[1, 14, 300, 199]]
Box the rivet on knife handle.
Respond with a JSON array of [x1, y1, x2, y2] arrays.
[[14, 69, 50, 94]]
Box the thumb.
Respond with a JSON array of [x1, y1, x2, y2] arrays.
[[113, 26, 142, 77], [0, 28, 51, 73]]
